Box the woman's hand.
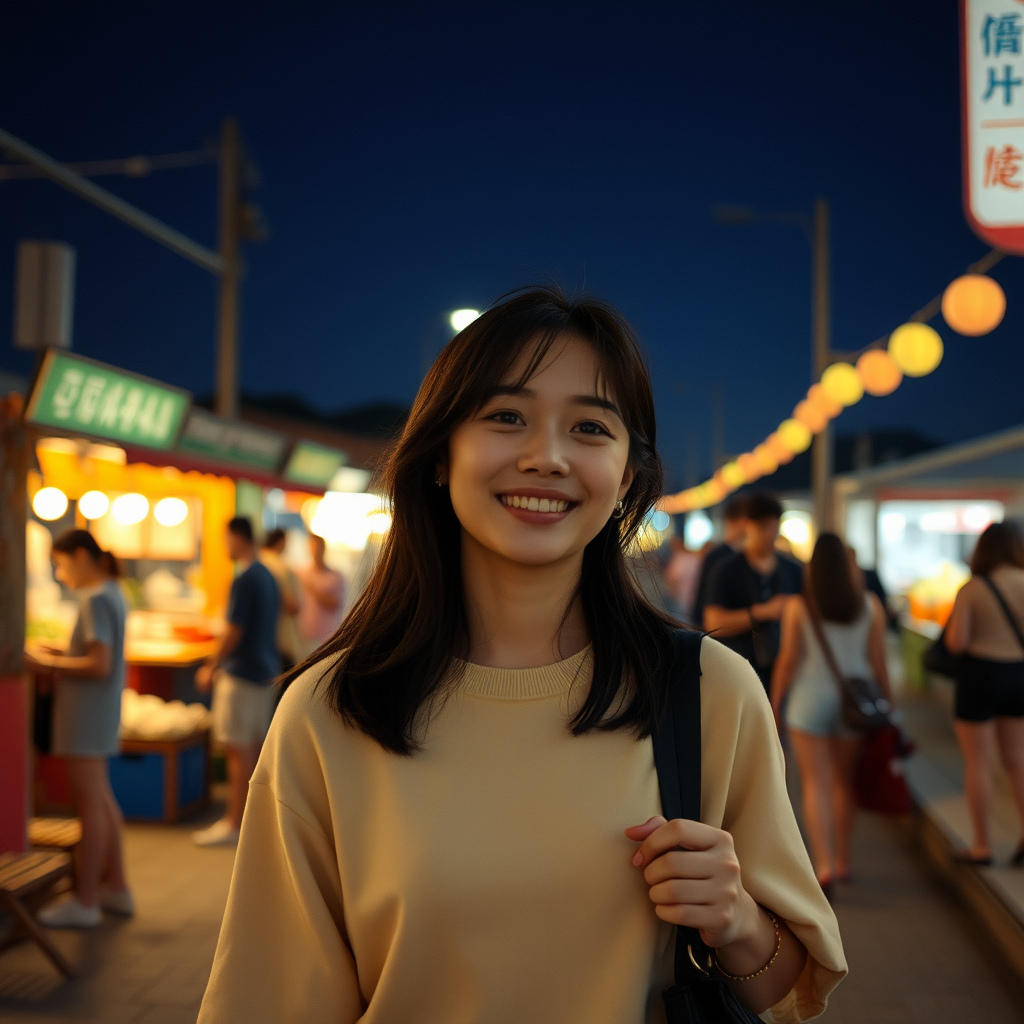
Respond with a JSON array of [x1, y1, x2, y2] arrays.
[[625, 815, 761, 950]]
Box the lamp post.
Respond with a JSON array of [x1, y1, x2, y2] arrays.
[[711, 198, 834, 532]]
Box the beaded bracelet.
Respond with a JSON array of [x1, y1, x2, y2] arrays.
[[713, 909, 782, 982]]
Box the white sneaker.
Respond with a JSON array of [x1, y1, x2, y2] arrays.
[[191, 820, 240, 847], [38, 895, 101, 929], [99, 885, 135, 917]]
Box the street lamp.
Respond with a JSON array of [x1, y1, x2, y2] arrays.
[[712, 198, 836, 532]]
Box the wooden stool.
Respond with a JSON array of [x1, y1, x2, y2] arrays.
[[0, 851, 75, 978], [28, 817, 83, 852]]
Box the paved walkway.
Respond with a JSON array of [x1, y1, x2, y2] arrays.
[[0, 802, 232, 1024]]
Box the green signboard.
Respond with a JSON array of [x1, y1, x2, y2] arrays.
[[25, 349, 190, 450], [177, 408, 288, 472], [283, 440, 347, 487]]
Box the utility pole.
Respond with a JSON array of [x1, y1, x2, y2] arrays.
[[810, 198, 832, 534], [216, 119, 241, 419]]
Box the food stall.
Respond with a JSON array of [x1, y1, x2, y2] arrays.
[[21, 348, 350, 820], [833, 425, 1024, 687]]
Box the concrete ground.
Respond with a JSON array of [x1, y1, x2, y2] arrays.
[[0, 800, 233, 1024]]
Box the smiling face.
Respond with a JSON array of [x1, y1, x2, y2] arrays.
[[446, 334, 634, 569]]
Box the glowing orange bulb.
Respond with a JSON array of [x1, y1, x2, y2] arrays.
[[753, 443, 779, 475], [807, 383, 842, 418], [856, 349, 903, 396], [794, 400, 829, 434], [941, 274, 1005, 336]]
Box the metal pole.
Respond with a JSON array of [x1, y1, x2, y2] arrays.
[[811, 198, 832, 533], [0, 127, 223, 276], [215, 119, 240, 419]]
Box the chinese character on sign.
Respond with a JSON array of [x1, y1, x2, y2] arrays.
[[984, 143, 1024, 187], [982, 14, 1022, 56], [984, 65, 1024, 104], [51, 369, 83, 420]]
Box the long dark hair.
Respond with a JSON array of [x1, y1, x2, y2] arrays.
[[51, 528, 120, 578], [971, 520, 1024, 576], [806, 532, 862, 624], [285, 286, 678, 754]]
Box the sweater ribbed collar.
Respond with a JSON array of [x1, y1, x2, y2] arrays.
[[456, 645, 593, 699]]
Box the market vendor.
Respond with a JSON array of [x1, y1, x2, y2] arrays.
[[25, 529, 134, 929]]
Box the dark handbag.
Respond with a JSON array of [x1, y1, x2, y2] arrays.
[[921, 628, 962, 678], [651, 630, 764, 1024], [805, 600, 891, 733], [854, 726, 914, 815]]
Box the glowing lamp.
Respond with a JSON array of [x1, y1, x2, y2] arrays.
[[807, 383, 842, 418], [793, 400, 828, 434], [32, 486, 68, 521], [154, 497, 189, 527], [821, 362, 863, 407], [856, 349, 902, 396], [941, 274, 1005, 336], [720, 461, 745, 490], [78, 490, 110, 520], [888, 322, 943, 377], [111, 493, 149, 525], [766, 432, 795, 465], [777, 418, 812, 454], [753, 443, 779, 475], [737, 453, 761, 484], [704, 479, 726, 504], [449, 308, 481, 332]]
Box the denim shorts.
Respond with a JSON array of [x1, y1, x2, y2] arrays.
[[784, 675, 860, 739]]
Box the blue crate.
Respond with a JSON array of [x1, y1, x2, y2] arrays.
[[109, 752, 165, 820]]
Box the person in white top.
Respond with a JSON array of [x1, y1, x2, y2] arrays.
[[771, 533, 892, 896], [945, 521, 1024, 867]]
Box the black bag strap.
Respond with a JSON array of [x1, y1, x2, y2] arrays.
[[652, 628, 709, 985], [980, 575, 1024, 655]]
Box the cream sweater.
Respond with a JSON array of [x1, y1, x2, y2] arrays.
[[198, 637, 846, 1024]]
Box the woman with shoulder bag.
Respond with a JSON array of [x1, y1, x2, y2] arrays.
[[199, 288, 845, 1023], [771, 534, 893, 896], [945, 521, 1024, 866]]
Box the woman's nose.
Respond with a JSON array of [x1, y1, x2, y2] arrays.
[[516, 425, 570, 476]]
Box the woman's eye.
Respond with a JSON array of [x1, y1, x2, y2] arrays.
[[488, 411, 522, 426], [575, 421, 610, 436]]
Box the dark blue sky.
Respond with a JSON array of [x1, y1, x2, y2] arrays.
[[0, 1, 1018, 490]]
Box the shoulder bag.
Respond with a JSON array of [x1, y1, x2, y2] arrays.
[[979, 575, 1024, 655], [921, 626, 963, 678], [805, 599, 891, 733], [650, 630, 765, 1024]]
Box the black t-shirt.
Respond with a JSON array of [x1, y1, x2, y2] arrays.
[[692, 542, 739, 628], [704, 551, 804, 672]]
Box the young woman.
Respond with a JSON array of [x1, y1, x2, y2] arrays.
[[25, 529, 133, 927], [771, 533, 892, 895], [199, 289, 845, 1023], [945, 521, 1024, 866]]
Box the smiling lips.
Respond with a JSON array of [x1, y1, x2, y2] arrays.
[[500, 494, 575, 514]]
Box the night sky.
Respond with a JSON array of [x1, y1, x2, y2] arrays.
[[1, 1, 1018, 490]]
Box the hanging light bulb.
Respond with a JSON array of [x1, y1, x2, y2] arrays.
[[737, 452, 762, 484], [753, 443, 779, 475], [794, 400, 829, 434], [33, 487, 68, 521], [856, 349, 903, 396], [111, 493, 149, 525], [888, 322, 944, 377], [941, 274, 1005, 336], [807, 383, 843, 418], [78, 490, 110, 520], [777, 419, 813, 454], [821, 363, 864, 407]]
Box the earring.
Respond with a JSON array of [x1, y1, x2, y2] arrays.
[[611, 500, 625, 519], [435, 477, 444, 487]]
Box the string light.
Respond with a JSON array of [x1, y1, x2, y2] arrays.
[[941, 274, 1005, 336], [821, 362, 864, 407], [888, 322, 943, 377], [856, 349, 903, 396]]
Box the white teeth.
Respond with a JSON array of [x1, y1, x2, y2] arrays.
[[501, 495, 571, 513]]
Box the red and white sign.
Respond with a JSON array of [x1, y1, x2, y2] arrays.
[[962, 0, 1024, 252]]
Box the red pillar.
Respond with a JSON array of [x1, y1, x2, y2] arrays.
[[0, 394, 28, 853]]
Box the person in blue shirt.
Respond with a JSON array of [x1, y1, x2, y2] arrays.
[[193, 517, 279, 847]]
